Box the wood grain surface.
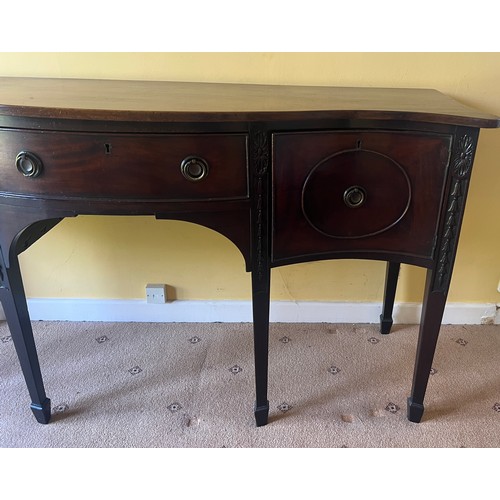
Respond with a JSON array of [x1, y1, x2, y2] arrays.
[[0, 77, 498, 126]]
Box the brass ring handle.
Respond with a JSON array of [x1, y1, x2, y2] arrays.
[[180, 156, 209, 182], [343, 186, 366, 208], [16, 151, 43, 178]]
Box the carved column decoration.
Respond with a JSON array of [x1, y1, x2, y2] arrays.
[[433, 132, 476, 292], [250, 129, 270, 281]]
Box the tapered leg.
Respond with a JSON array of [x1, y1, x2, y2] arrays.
[[379, 261, 400, 334], [0, 252, 51, 424], [249, 126, 272, 426], [407, 268, 447, 423], [252, 266, 270, 427]]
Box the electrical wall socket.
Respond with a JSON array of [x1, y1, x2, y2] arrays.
[[146, 284, 167, 304]]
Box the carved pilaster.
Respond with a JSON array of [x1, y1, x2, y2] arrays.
[[250, 128, 270, 282], [433, 132, 477, 292]]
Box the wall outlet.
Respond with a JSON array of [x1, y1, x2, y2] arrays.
[[146, 284, 167, 304]]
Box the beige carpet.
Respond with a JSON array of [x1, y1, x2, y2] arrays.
[[1, 320, 500, 448]]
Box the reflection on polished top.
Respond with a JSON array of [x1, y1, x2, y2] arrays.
[[0, 77, 499, 126]]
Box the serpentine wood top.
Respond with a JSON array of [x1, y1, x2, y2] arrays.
[[0, 77, 498, 127]]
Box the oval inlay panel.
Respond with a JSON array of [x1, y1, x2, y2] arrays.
[[301, 148, 411, 239]]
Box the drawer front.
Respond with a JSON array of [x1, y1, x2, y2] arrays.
[[0, 130, 248, 201], [273, 130, 452, 263]]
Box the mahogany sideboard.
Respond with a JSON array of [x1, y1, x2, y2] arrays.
[[0, 77, 498, 427]]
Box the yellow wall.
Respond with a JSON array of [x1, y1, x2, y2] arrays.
[[1, 53, 499, 303]]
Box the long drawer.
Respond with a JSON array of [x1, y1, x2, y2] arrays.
[[0, 130, 248, 201]]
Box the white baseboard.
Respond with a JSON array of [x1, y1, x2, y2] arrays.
[[0, 298, 497, 324]]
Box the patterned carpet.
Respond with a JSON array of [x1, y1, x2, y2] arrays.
[[1, 320, 500, 448]]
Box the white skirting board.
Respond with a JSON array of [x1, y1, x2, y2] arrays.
[[0, 299, 498, 324]]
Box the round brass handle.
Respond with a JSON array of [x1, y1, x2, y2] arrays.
[[343, 186, 366, 208], [180, 156, 209, 182], [16, 151, 43, 178]]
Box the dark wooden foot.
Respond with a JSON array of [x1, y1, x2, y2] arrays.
[[407, 397, 425, 423], [379, 315, 394, 335], [254, 401, 270, 427], [379, 261, 400, 334], [31, 398, 52, 424]]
